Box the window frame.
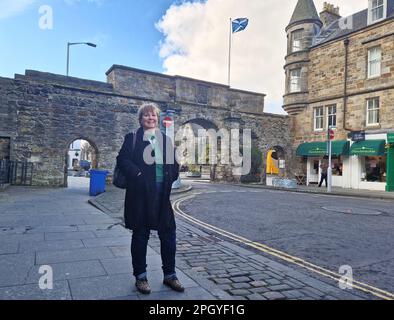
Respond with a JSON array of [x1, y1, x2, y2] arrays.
[[196, 84, 209, 105], [291, 29, 303, 53], [289, 68, 301, 93], [368, 0, 387, 24], [366, 97, 380, 126], [327, 105, 337, 129], [367, 46, 382, 79], [313, 106, 324, 131]]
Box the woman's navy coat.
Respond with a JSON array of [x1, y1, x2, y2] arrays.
[[116, 126, 179, 231]]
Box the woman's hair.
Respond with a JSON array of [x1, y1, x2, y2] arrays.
[[137, 103, 161, 126]]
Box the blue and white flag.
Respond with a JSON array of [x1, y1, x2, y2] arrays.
[[232, 18, 249, 33]]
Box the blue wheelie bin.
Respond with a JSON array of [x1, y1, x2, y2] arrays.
[[89, 170, 109, 196]]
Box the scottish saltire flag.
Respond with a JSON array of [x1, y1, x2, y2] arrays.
[[232, 18, 249, 33]]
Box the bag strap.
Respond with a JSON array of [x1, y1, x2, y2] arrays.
[[131, 131, 137, 153]]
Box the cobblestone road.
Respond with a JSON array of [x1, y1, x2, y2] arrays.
[[91, 182, 379, 300]]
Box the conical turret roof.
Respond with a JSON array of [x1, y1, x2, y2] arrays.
[[287, 0, 322, 30]]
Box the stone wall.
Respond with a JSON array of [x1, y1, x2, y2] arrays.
[[0, 67, 290, 186], [107, 65, 266, 115], [0, 138, 10, 160], [0, 72, 141, 186], [106, 65, 174, 102]]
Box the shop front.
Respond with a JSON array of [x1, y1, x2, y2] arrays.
[[296, 141, 349, 187], [350, 138, 387, 191], [296, 134, 394, 191]]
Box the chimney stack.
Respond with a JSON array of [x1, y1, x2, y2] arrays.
[[319, 2, 341, 26]]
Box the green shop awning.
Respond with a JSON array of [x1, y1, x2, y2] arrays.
[[296, 141, 350, 156], [350, 140, 386, 156]]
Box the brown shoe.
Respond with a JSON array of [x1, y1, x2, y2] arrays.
[[135, 278, 151, 294], [163, 277, 185, 292]]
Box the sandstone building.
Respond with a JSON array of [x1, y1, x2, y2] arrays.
[[284, 0, 394, 191]]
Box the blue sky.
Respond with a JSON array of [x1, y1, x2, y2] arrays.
[[0, 0, 366, 114], [0, 0, 181, 81]]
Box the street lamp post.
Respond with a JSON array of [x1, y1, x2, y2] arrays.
[[327, 127, 334, 193], [66, 42, 97, 76]]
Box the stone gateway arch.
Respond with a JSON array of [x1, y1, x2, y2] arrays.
[[0, 65, 290, 187]]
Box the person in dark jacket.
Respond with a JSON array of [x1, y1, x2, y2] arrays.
[[318, 156, 329, 187], [116, 103, 184, 294]]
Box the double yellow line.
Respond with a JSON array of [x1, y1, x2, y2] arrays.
[[173, 194, 394, 300]]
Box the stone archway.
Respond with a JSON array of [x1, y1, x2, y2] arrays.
[[64, 137, 99, 188], [0, 67, 290, 187], [177, 118, 221, 181], [237, 128, 262, 183]]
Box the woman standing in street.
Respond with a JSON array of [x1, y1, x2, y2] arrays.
[[116, 103, 184, 294]]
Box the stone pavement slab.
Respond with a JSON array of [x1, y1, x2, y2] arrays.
[[0, 185, 217, 300], [25, 260, 107, 283], [35, 247, 116, 265], [0, 253, 35, 287], [0, 281, 72, 300]]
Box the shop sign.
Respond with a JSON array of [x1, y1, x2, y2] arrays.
[[351, 131, 365, 142], [308, 147, 326, 155], [351, 146, 376, 155]]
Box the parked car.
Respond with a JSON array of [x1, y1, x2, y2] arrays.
[[79, 160, 91, 171]]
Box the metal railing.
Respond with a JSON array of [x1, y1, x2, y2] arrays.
[[0, 160, 33, 186], [0, 160, 11, 186]]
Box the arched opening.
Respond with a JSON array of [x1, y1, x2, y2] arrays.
[[64, 138, 98, 189], [266, 145, 286, 186], [239, 129, 261, 183], [177, 118, 219, 181]]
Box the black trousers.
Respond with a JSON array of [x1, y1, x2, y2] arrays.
[[319, 173, 328, 187], [131, 228, 176, 279], [130, 181, 176, 279]]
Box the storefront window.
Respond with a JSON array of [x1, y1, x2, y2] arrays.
[[312, 159, 319, 174], [331, 156, 343, 176], [362, 156, 386, 182]]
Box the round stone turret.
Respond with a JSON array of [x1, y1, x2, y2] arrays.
[[283, 0, 322, 115]]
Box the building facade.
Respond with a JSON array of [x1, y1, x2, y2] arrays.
[[284, 0, 394, 191]]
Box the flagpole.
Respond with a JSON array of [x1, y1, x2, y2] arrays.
[[228, 18, 232, 87]]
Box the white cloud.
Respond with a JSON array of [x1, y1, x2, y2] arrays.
[[0, 0, 35, 19], [156, 0, 367, 114]]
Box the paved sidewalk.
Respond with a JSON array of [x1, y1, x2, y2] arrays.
[[0, 179, 377, 300], [0, 181, 212, 300]]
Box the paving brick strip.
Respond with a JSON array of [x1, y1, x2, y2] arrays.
[[92, 185, 376, 300]]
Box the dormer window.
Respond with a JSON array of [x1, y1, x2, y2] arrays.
[[291, 29, 303, 52], [368, 0, 387, 24]]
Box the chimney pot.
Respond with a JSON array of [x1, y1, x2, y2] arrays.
[[320, 2, 341, 26]]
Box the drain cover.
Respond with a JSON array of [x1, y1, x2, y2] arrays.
[[322, 206, 383, 215]]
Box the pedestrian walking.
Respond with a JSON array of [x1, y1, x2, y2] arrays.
[[116, 103, 184, 294], [319, 156, 329, 188]]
